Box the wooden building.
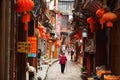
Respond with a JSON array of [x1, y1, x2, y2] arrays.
[[72, 0, 120, 76]]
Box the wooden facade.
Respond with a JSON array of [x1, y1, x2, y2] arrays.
[[72, 0, 120, 75], [0, 0, 15, 80]]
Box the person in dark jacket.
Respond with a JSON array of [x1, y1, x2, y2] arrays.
[[38, 49, 42, 66], [59, 53, 67, 73], [71, 49, 74, 60]]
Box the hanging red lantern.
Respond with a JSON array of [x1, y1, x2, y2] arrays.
[[99, 18, 106, 29], [96, 9, 105, 17], [55, 41, 59, 47], [56, 41, 61, 48], [77, 31, 82, 38], [46, 33, 50, 39], [96, 9, 106, 29], [69, 41, 72, 45], [38, 26, 44, 32], [15, 0, 34, 13], [39, 31, 45, 39], [15, 0, 34, 31], [55, 40, 61, 48], [44, 36, 47, 40], [48, 40, 52, 43], [102, 12, 117, 27], [74, 34, 79, 40], [41, 32, 45, 38], [87, 17, 96, 32]]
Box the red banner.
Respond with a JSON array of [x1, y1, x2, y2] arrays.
[[28, 37, 37, 54]]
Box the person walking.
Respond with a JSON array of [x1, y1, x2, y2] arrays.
[[37, 49, 42, 66], [59, 53, 67, 73], [71, 49, 74, 61]]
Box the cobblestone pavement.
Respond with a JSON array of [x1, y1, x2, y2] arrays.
[[45, 52, 82, 80]]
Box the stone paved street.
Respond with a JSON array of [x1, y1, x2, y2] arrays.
[[46, 52, 82, 80]]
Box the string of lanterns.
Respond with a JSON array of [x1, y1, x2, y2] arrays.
[[86, 8, 117, 32]]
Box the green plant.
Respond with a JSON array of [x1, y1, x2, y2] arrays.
[[80, 66, 87, 72]]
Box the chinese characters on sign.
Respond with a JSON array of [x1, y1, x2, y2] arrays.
[[28, 37, 37, 54], [17, 37, 37, 57], [28, 37, 37, 57], [17, 42, 30, 53]]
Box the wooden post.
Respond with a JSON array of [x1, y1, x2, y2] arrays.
[[17, 17, 27, 80]]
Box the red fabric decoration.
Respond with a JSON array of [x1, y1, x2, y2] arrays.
[[102, 12, 117, 27], [15, 0, 34, 31], [87, 17, 96, 32]]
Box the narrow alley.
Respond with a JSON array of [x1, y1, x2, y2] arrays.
[[45, 51, 82, 80], [1, 0, 120, 80]]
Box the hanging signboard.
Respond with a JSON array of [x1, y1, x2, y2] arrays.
[[17, 42, 30, 53], [28, 36, 37, 57], [85, 39, 96, 53]]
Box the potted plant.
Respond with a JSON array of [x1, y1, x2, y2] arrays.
[[80, 66, 87, 73], [80, 66, 88, 80]]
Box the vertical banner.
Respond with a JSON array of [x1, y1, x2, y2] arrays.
[[28, 36, 37, 57]]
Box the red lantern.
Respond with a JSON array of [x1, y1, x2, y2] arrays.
[[48, 40, 52, 43], [42, 33, 47, 40], [55, 41, 59, 47], [15, 0, 34, 31], [46, 33, 50, 39], [41, 32, 45, 37], [96, 9, 105, 17], [96, 9, 106, 29], [15, 0, 34, 13], [99, 18, 106, 29], [58, 42, 61, 48], [102, 12, 117, 27], [38, 26, 44, 32], [78, 31, 82, 38], [55, 41, 61, 48], [69, 41, 72, 45], [74, 34, 79, 40], [87, 17, 96, 32]]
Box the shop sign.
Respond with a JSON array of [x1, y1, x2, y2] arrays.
[[17, 42, 30, 53], [28, 37, 37, 54], [85, 39, 96, 53]]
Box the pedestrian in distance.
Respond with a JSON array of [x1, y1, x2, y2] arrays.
[[59, 53, 67, 73], [71, 49, 74, 61], [37, 49, 42, 66]]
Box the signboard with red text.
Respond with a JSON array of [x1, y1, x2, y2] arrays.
[[28, 37, 37, 57]]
